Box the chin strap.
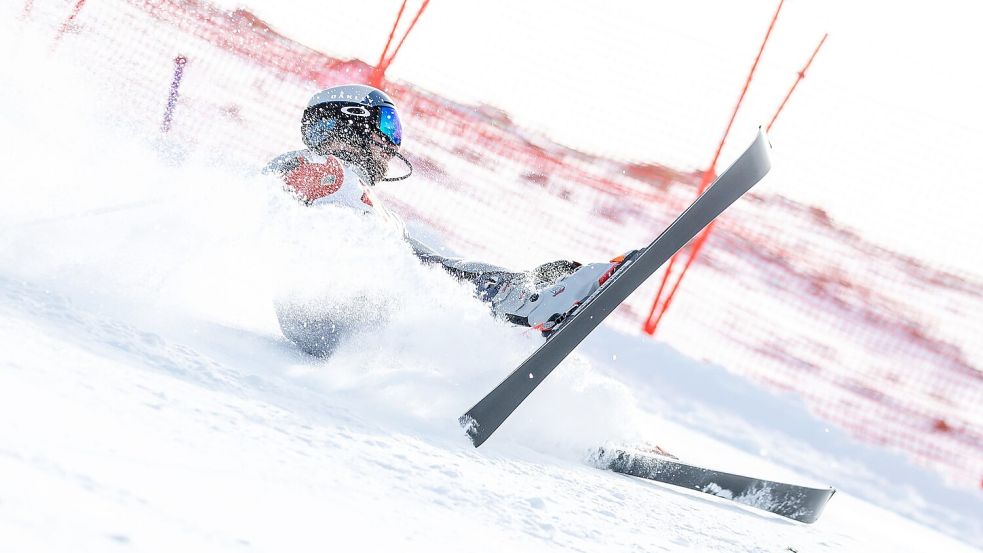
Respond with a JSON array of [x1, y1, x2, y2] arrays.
[[381, 150, 413, 182], [320, 140, 413, 184]]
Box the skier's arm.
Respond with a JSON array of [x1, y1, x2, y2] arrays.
[[266, 150, 384, 214], [265, 150, 353, 205]]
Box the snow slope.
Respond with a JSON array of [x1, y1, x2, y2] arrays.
[[2, 30, 982, 553], [2, 277, 979, 552]]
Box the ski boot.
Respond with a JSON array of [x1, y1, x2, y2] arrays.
[[481, 250, 641, 336]]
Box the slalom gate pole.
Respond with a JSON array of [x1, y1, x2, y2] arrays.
[[369, 0, 430, 88], [643, 0, 784, 335], [160, 56, 188, 134], [369, 0, 407, 87], [53, 0, 87, 44], [767, 33, 828, 133], [383, 0, 431, 72]]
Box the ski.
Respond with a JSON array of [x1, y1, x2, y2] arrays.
[[592, 448, 836, 524], [460, 130, 773, 447]]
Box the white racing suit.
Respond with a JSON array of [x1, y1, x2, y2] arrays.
[[265, 150, 629, 356]]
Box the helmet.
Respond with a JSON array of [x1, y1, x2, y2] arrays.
[[301, 84, 403, 154]]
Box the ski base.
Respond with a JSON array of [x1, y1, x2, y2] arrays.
[[592, 448, 835, 523]]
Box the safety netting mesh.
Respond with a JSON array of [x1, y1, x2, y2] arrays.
[[16, 0, 983, 489]]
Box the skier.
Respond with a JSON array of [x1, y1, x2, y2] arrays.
[[265, 84, 635, 356]]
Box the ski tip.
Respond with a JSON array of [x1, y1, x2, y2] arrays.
[[757, 126, 772, 150], [748, 128, 774, 178]]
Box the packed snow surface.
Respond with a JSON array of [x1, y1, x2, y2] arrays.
[[2, 30, 982, 553]]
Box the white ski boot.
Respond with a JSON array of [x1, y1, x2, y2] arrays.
[[482, 252, 638, 335]]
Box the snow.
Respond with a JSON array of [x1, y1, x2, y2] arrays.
[[2, 22, 982, 553]]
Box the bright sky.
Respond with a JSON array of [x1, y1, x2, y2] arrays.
[[233, 0, 983, 276]]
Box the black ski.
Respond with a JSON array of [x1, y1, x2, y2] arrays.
[[592, 448, 835, 524], [460, 130, 773, 447]]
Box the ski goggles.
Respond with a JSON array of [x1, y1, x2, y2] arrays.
[[377, 105, 402, 147], [303, 103, 403, 149]]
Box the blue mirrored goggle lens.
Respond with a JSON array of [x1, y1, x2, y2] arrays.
[[377, 105, 402, 146]]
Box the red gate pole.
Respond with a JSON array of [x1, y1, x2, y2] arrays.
[[53, 0, 87, 44], [382, 0, 430, 72], [370, 0, 408, 87], [768, 33, 828, 133], [369, 0, 431, 88], [643, 0, 784, 335]]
